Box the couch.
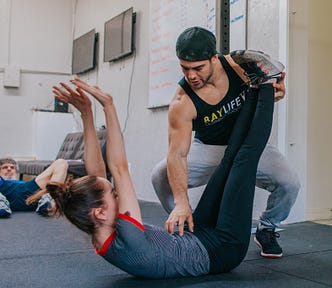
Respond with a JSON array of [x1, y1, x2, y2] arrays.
[[18, 130, 110, 179]]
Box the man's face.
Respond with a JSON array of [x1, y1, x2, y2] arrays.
[[0, 162, 17, 180], [179, 57, 214, 90]]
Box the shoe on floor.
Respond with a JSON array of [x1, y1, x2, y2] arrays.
[[36, 193, 53, 216], [254, 228, 283, 258], [230, 50, 284, 86], [0, 192, 12, 217]]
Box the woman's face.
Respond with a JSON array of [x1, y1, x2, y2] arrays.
[[97, 177, 118, 220]]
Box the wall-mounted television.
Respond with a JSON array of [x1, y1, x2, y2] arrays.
[[104, 7, 136, 62], [72, 29, 98, 74]]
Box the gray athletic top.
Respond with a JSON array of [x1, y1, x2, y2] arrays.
[[95, 213, 210, 279]]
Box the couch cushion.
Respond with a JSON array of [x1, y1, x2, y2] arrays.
[[74, 129, 107, 160], [56, 132, 84, 159], [18, 130, 109, 178], [18, 160, 53, 176]]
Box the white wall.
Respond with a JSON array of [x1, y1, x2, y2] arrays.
[[306, 0, 332, 220], [3, 0, 329, 224], [70, 0, 168, 202], [244, 0, 307, 223], [0, 0, 166, 201], [287, 0, 332, 221], [287, 0, 309, 224], [0, 0, 74, 160]]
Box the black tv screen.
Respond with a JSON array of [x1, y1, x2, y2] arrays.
[[72, 29, 98, 74], [104, 7, 135, 62]]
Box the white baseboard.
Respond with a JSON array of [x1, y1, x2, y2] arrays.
[[306, 208, 332, 221]]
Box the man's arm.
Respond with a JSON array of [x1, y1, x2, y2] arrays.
[[272, 72, 286, 101], [165, 91, 196, 235]]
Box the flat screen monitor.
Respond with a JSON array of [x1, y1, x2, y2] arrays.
[[72, 29, 98, 74], [104, 7, 135, 62]]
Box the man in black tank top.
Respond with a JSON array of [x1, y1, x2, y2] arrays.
[[151, 27, 300, 259]]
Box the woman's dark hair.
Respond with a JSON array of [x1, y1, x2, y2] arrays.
[[48, 175, 105, 235]]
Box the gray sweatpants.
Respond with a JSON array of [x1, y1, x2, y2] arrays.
[[151, 139, 300, 229]]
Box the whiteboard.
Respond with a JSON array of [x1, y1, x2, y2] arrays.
[[148, 0, 216, 108], [230, 0, 247, 51]]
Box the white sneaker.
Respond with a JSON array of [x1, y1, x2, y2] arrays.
[[0, 192, 12, 217], [230, 50, 284, 85], [36, 193, 53, 216]]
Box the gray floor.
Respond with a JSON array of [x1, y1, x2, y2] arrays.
[[1, 201, 332, 288]]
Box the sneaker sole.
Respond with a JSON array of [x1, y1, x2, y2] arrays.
[[230, 50, 285, 77], [0, 210, 11, 217], [36, 202, 51, 214], [254, 236, 283, 259]]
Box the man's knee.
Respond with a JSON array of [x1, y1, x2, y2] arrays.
[[282, 170, 301, 203], [277, 161, 301, 193], [258, 145, 301, 196], [151, 159, 167, 187]]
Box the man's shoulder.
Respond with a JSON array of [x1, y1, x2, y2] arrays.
[[169, 88, 196, 121], [170, 85, 187, 104], [171, 86, 194, 107]]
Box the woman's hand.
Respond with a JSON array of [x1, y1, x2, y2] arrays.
[[70, 78, 114, 108], [53, 81, 92, 115]]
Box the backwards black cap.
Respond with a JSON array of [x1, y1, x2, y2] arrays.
[[176, 26, 218, 61]]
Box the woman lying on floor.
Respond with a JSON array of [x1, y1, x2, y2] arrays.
[[27, 77, 274, 279]]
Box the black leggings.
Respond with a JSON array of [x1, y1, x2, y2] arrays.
[[192, 84, 275, 273]]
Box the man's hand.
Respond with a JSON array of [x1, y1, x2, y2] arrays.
[[273, 72, 286, 102], [165, 202, 194, 236]]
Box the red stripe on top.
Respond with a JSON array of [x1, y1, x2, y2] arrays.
[[118, 213, 145, 231], [94, 213, 144, 256], [95, 231, 116, 256]]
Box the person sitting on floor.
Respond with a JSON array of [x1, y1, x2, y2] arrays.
[[0, 158, 67, 217], [27, 71, 276, 278]]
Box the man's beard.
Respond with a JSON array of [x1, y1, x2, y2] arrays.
[[189, 66, 213, 90], [2, 173, 17, 180]]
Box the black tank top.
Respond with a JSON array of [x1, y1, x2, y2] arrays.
[[178, 54, 246, 145]]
